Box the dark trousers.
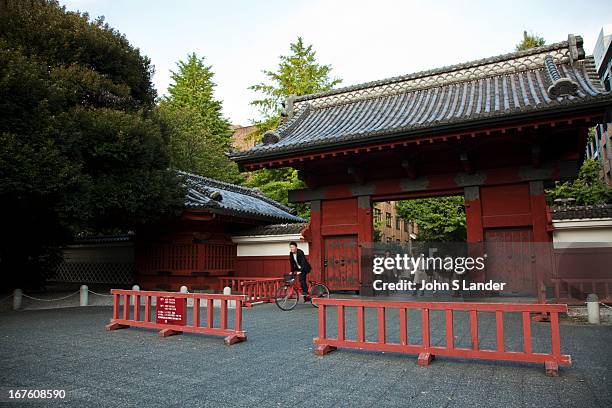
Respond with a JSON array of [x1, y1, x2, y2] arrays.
[[299, 271, 309, 295]]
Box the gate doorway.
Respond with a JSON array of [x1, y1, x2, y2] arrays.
[[323, 235, 359, 290], [371, 196, 467, 295], [484, 228, 535, 294]]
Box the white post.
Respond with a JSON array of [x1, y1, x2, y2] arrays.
[[80, 285, 88, 306], [180, 286, 191, 306], [131, 285, 140, 306], [586, 293, 600, 324], [224, 286, 235, 309], [13, 289, 22, 310]]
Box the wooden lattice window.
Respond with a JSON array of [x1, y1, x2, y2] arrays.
[[138, 243, 199, 273], [202, 243, 235, 271]]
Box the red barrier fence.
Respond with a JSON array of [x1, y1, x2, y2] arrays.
[[219, 277, 283, 307], [219, 277, 262, 292], [551, 278, 612, 304], [312, 298, 571, 376], [106, 289, 247, 345]]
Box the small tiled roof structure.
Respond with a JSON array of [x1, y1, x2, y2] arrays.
[[179, 171, 304, 223], [72, 234, 133, 244], [232, 222, 308, 236], [232, 35, 612, 163], [551, 204, 612, 220]]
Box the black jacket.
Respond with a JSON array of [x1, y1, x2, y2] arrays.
[[289, 248, 311, 274]]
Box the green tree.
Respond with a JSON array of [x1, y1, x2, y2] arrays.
[[516, 30, 546, 51], [546, 159, 612, 205], [0, 1, 183, 288], [246, 37, 341, 217], [249, 37, 341, 137], [373, 219, 384, 242], [246, 168, 310, 219], [159, 53, 240, 182], [396, 197, 467, 242]]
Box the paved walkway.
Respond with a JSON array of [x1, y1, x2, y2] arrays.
[[0, 303, 611, 407]]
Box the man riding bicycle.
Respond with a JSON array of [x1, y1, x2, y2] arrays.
[[289, 241, 311, 302], [275, 242, 329, 311]]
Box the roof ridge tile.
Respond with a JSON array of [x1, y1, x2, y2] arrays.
[[293, 40, 571, 104]]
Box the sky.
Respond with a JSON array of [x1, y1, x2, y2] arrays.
[[61, 0, 612, 126]]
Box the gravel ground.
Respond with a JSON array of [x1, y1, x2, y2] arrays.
[[0, 301, 611, 407]]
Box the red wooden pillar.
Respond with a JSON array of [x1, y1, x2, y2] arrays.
[[464, 186, 485, 284], [529, 181, 553, 303], [464, 186, 483, 242], [310, 200, 323, 282], [529, 181, 550, 242], [357, 196, 374, 295]]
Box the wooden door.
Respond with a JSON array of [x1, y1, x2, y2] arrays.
[[324, 235, 359, 290], [484, 228, 535, 294]]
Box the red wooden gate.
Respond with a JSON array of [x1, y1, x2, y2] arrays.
[[485, 228, 535, 294], [324, 235, 359, 290]]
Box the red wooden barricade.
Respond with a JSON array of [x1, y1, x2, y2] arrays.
[[551, 278, 612, 304], [312, 298, 571, 376], [219, 277, 259, 292], [240, 279, 283, 307], [219, 277, 283, 307], [105, 289, 247, 345]]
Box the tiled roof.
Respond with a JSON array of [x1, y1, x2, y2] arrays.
[[232, 222, 308, 236], [551, 204, 612, 220], [180, 171, 304, 223], [232, 35, 612, 162]]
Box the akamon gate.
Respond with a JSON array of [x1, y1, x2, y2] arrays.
[[232, 35, 612, 295]]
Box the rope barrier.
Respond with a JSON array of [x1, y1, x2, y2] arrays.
[[21, 291, 80, 302], [3, 289, 116, 305], [600, 302, 612, 310], [583, 301, 612, 310], [88, 290, 113, 297]]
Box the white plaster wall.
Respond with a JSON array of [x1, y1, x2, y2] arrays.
[[232, 234, 309, 256], [552, 218, 612, 248]]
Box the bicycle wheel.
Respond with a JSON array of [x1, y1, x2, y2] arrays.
[[309, 284, 330, 308], [275, 285, 299, 311]]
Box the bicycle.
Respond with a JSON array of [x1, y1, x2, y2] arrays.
[[275, 272, 330, 311]]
